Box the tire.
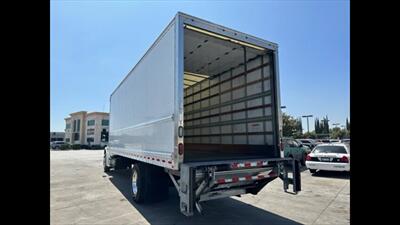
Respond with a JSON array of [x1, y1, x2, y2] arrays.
[[309, 169, 317, 174], [131, 162, 169, 203], [103, 151, 111, 172]]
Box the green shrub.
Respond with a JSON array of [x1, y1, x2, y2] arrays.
[[71, 144, 81, 150], [90, 145, 103, 150], [60, 144, 71, 150], [80, 145, 90, 149]]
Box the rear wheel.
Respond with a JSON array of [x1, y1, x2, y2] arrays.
[[131, 162, 169, 203], [309, 169, 317, 174]]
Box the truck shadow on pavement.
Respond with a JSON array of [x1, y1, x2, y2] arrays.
[[106, 169, 302, 225]]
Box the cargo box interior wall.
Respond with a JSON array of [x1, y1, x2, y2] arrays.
[[183, 25, 277, 162]]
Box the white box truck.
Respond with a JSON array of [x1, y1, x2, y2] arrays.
[[104, 12, 301, 216]]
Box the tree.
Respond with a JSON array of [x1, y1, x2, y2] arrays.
[[346, 118, 350, 131], [282, 113, 302, 137], [330, 127, 349, 139], [321, 116, 330, 134], [303, 131, 317, 139], [297, 117, 303, 134], [314, 118, 320, 134]]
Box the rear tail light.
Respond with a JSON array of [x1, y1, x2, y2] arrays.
[[306, 154, 312, 161], [340, 156, 349, 163], [178, 143, 184, 155]]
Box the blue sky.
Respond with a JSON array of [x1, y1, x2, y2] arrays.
[[50, 0, 349, 132]]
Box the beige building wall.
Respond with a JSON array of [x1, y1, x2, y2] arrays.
[[64, 111, 87, 145], [64, 118, 72, 143], [85, 112, 109, 145], [65, 111, 109, 146]]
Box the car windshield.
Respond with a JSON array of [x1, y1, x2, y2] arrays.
[[301, 140, 310, 143], [313, 146, 347, 154]]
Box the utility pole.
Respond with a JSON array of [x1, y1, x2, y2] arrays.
[[302, 115, 313, 133]]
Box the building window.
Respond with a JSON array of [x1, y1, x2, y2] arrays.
[[101, 119, 109, 126], [74, 133, 80, 141], [66, 123, 71, 129], [87, 120, 95, 126], [65, 138, 70, 143], [77, 119, 81, 132], [87, 138, 94, 143], [73, 120, 77, 132], [87, 128, 95, 135]]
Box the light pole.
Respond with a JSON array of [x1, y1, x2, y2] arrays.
[[302, 115, 313, 133]]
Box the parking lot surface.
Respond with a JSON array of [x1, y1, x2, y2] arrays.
[[51, 150, 349, 225]]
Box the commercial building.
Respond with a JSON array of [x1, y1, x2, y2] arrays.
[[50, 132, 65, 142], [64, 111, 109, 146]]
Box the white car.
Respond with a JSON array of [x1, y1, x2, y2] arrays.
[[305, 143, 350, 173]]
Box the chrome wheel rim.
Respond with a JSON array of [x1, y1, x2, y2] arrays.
[[131, 168, 138, 196]]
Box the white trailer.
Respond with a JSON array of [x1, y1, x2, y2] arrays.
[[104, 12, 301, 216]]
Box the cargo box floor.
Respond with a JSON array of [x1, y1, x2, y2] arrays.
[[184, 144, 275, 162]]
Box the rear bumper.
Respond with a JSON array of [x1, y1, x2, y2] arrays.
[[175, 157, 301, 216], [306, 161, 350, 171]]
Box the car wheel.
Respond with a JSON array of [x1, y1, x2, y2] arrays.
[[309, 169, 317, 174]]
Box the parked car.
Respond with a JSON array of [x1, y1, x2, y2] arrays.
[[51, 141, 65, 150], [340, 138, 350, 144], [282, 137, 309, 165], [296, 139, 317, 150], [305, 143, 350, 173]]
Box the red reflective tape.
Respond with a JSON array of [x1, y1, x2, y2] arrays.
[[232, 177, 239, 183], [232, 162, 238, 168], [257, 175, 265, 179], [245, 175, 252, 181], [217, 178, 226, 184], [244, 162, 251, 168]]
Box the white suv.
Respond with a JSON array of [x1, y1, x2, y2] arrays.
[[305, 143, 350, 173]]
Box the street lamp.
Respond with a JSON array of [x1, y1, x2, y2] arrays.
[[302, 115, 313, 133]]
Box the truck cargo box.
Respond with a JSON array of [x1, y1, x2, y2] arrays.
[[109, 12, 282, 169]]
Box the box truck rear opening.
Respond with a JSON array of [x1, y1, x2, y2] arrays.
[[105, 12, 301, 217], [183, 25, 277, 163]]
